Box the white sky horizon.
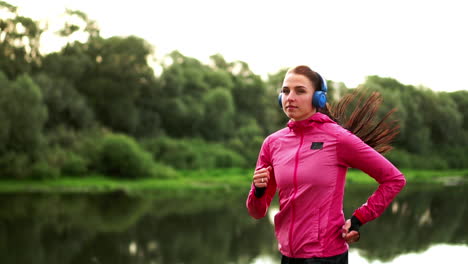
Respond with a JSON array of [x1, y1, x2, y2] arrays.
[[6, 0, 468, 92]]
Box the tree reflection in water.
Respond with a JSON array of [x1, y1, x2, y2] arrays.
[[0, 183, 467, 264]]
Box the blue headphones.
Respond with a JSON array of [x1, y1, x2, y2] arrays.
[[278, 72, 328, 109]]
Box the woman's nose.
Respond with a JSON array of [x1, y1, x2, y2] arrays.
[[286, 92, 297, 101]]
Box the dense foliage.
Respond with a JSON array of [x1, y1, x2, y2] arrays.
[[1, 2, 467, 179]]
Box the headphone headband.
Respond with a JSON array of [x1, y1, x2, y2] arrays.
[[316, 72, 328, 93]]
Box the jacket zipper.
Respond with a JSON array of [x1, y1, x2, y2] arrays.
[[288, 131, 304, 257]]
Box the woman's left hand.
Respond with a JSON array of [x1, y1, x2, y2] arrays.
[[342, 219, 360, 244]]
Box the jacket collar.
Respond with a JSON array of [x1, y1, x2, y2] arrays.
[[287, 112, 334, 132]]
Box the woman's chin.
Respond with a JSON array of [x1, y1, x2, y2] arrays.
[[285, 113, 296, 120]]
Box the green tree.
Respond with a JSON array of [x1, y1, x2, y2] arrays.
[[158, 51, 211, 137], [0, 72, 47, 154], [57, 9, 100, 40], [265, 68, 292, 130], [448, 90, 468, 139], [33, 73, 95, 130], [41, 35, 158, 135], [230, 61, 271, 134], [80, 36, 156, 134], [0, 1, 43, 79], [133, 79, 164, 138], [200, 88, 235, 140]]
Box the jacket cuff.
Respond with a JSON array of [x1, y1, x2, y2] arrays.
[[353, 211, 366, 225], [254, 187, 266, 198], [350, 215, 362, 232]]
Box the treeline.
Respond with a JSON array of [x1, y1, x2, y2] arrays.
[[1, 2, 467, 179]]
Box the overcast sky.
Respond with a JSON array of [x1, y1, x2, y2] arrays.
[[7, 0, 468, 92]]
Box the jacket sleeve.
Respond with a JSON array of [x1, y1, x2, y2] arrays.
[[246, 137, 277, 219], [337, 129, 406, 225]]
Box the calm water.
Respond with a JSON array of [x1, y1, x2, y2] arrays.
[[0, 182, 467, 264]]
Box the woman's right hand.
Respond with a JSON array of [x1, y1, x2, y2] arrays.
[[342, 219, 360, 244], [253, 166, 272, 188]]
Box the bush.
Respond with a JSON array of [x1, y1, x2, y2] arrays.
[[386, 148, 449, 170], [30, 161, 60, 180], [0, 152, 31, 179], [208, 146, 246, 168], [142, 137, 247, 170], [33, 145, 88, 177], [410, 155, 448, 170], [95, 133, 177, 179], [226, 136, 263, 167], [61, 152, 89, 176], [385, 149, 412, 169], [143, 137, 197, 169], [441, 146, 468, 169], [151, 162, 180, 179]]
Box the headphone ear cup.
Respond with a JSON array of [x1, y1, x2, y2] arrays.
[[278, 93, 283, 108], [312, 91, 327, 108]]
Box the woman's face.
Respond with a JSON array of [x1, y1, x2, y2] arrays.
[[281, 73, 316, 121]]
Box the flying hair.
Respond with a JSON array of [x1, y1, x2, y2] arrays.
[[330, 89, 400, 154], [288, 65, 399, 154]]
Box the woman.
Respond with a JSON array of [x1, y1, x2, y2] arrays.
[[246, 65, 406, 263]]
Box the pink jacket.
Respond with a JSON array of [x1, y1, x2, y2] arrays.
[[246, 112, 406, 258]]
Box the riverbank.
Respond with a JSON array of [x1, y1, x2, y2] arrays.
[[1, 168, 467, 193]]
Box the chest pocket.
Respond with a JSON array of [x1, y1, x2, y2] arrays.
[[301, 140, 328, 161], [310, 141, 324, 150]]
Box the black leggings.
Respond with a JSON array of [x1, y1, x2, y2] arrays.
[[281, 251, 348, 264]]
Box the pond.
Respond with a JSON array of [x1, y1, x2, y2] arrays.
[[0, 182, 467, 264]]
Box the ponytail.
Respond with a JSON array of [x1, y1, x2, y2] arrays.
[[324, 89, 400, 154]]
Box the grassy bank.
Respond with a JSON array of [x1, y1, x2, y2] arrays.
[[1, 168, 467, 193], [347, 169, 468, 184]]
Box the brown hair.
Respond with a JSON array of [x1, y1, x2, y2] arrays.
[[289, 65, 399, 154], [288, 65, 323, 94], [332, 89, 399, 154]]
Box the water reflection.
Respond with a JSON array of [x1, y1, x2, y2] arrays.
[[346, 183, 468, 262], [0, 183, 467, 264], [348, 244, 468, 264]]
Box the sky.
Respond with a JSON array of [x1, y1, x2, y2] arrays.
[[6, 0, 468, 92]]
